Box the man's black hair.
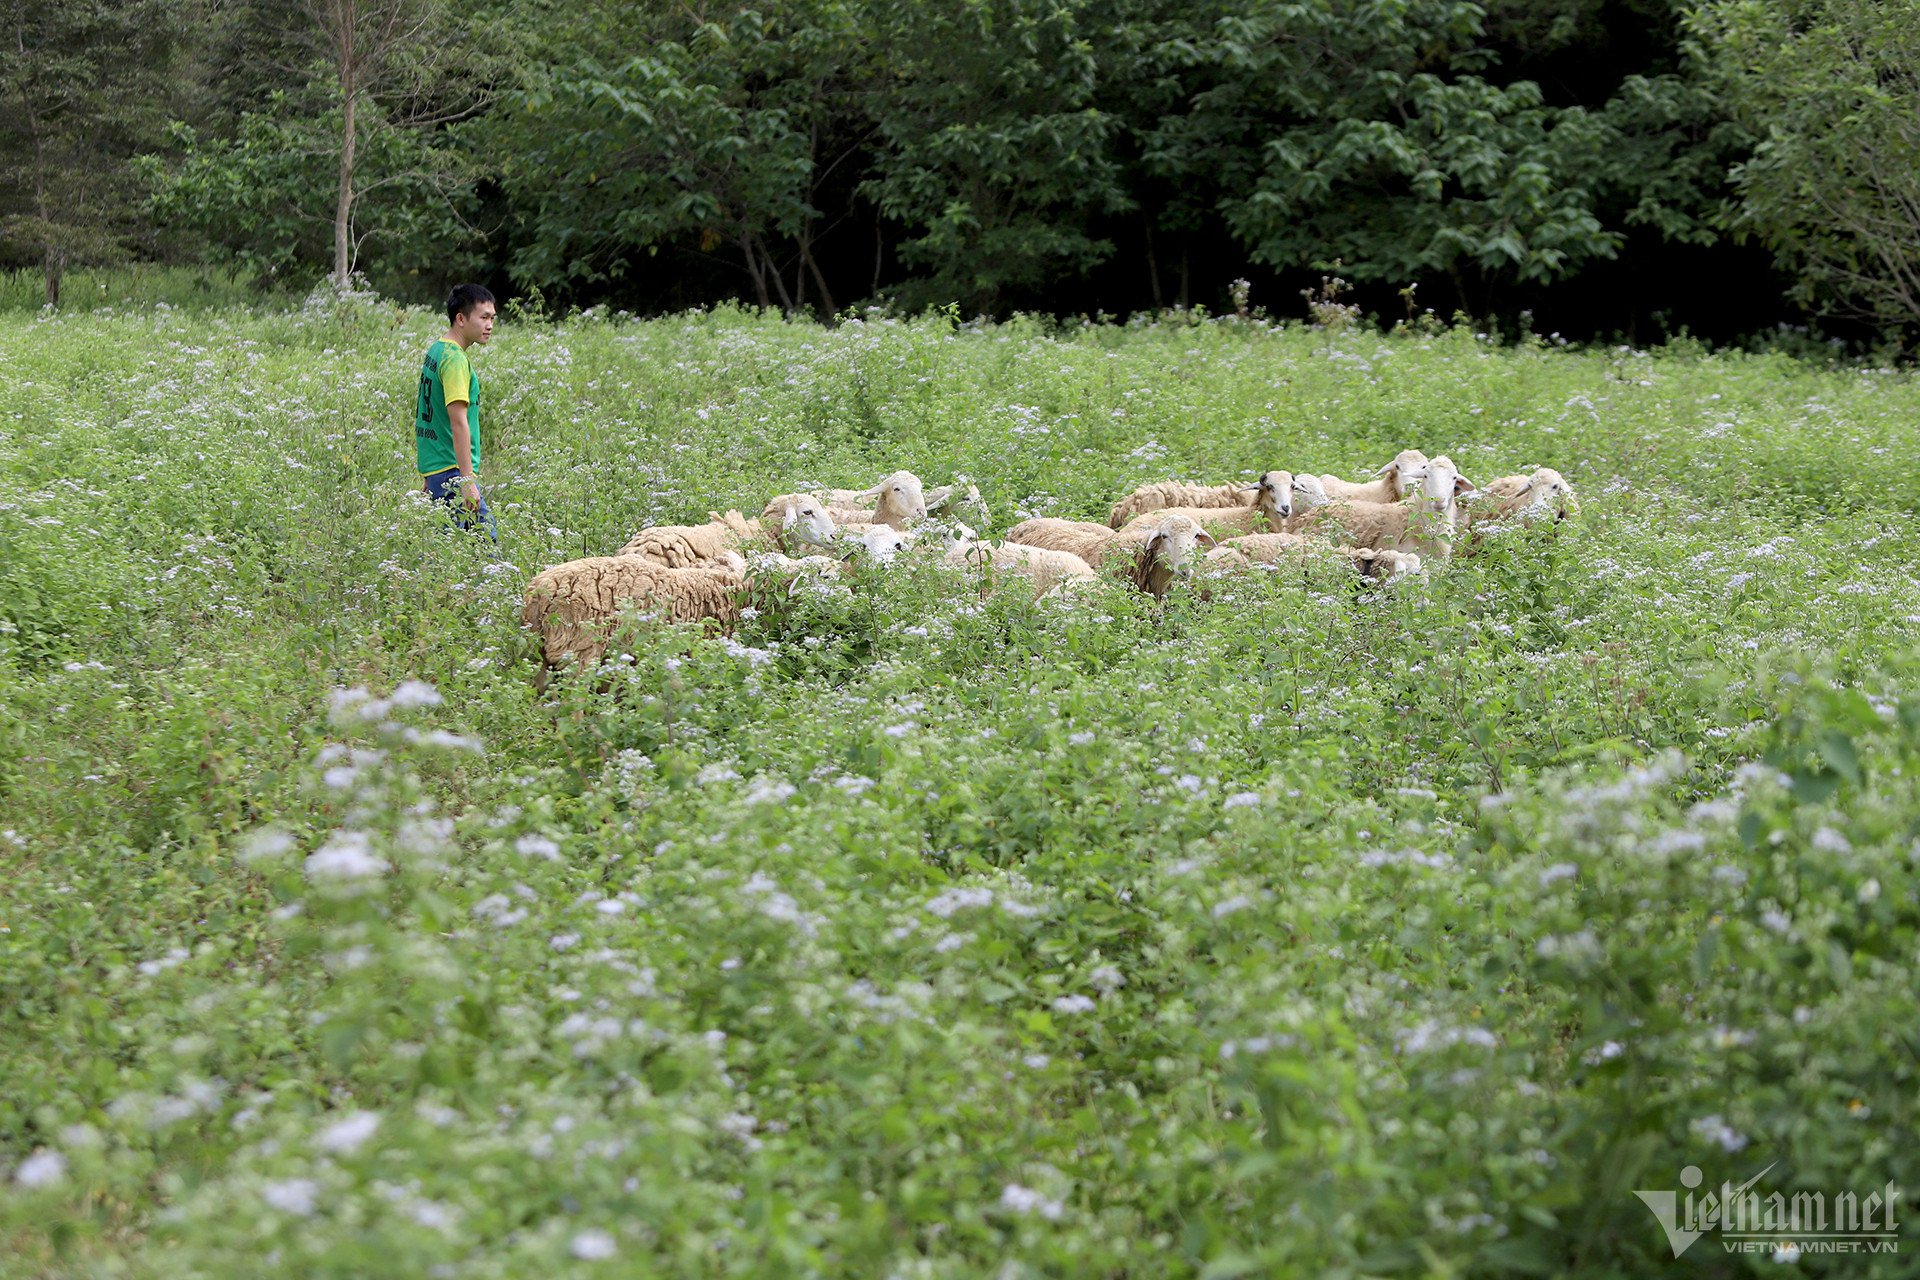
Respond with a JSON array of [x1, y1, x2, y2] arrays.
[[447, 283, 495, 324]]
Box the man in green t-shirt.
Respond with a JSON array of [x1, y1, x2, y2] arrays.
[[415, 283, 497, 542]]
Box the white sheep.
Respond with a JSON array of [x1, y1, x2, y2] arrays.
[[616, 509, 765, 567], [1204, 531, 1308, 565], [1117, 471, 1293, 539], [925, 476, 991, 529], [1288, 458, 1475, 562], [1464, 467, 1579, 527], [520, 552, 748, 690], [1004, 517, 1124, 568], [1316, 448, 1429, 504], [1107, 479, 1256, 530], [818, 470, 928, 528], [757, 495, 841, 553], [944, 539, 1098, 600], [1112, 512, 1217, 599]]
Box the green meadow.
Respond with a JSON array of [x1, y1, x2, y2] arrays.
[[1, 292, 1915, 1277]]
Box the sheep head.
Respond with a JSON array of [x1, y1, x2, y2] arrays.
[[1245, 470, 1294, 521], [927, 476, 990, 527], [780, 498, 838, 549], [857, 470, 928, 526], [1374, 448, 1432, 499], [1290, 473, 1331, 509], [1131, 513, 1215, 598]]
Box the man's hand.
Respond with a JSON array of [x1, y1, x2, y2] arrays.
[[460, 475, 482, 508]]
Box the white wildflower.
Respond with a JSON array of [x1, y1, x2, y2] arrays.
[[304, 832, 388, 881], [261, 1178, 319, 1216], [999, 1183, 1064, 1219], [1051, 994, 1095, 1014], [13, 1148, 65, 1188], [315, 1110, 380, 1154], [570, 1229, 618, 1260]]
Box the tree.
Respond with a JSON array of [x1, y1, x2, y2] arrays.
[[491, 0, 874, 313], [1694, 0, 1920, 332], [144, 0, 494, 291], [859, 0, 1132, 311], [0, 0, 191, 304]]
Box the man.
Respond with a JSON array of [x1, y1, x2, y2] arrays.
[[415, 283, 497, 541]]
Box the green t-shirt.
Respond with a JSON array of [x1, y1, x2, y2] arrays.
[[414, 338, 480, 476]]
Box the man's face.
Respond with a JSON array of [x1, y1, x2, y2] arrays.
[[458, 301, 497, 345]]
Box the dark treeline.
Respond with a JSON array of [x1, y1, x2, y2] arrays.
[[4, 0, 1918, 343]]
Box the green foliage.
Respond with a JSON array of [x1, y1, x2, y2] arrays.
[[1693, 0, 1920, 333], [0, 0, 196, 304], [2, 304, 1919, 1276]]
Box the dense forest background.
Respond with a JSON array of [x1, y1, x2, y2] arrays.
[[3, 0, 1918, 343]]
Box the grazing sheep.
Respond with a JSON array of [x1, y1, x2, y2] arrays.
[[944, 539, 1098, 600], [521, 552, 748, 690], [758, 495, 841, 553], [925, 476, 991, 529], [1112, 512, 1217, 599], [1117, 471, 1293, 539], [1317, 449, 1429, 505], [1286, 461, 1475, 563], [1207, 531, 1309, 564], [1465, 467, 1579, 527], [1344, 548, 1424, 583], [1004, 517, 1124, 568], [616, 509, 765, 567], [820, 470, 928, 529], [1107, 479, 1257, 530]]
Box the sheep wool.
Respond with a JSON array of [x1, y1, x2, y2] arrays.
[[1118, 471, 1293, 539], [1005, 517, 1121, 568], [944, 540, 1097, 600], [1107, 480, 1254, 530], [616, 510, 763, 567], [1317, 448, 1429, 505], [521, 552, 747, 688]]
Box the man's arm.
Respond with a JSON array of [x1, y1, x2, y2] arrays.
[[447, 402, 481, 503]]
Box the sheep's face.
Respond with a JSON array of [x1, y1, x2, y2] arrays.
[[1145, 514, 1214, 582], [1375, 448, 1431, 498], [928, 480, 990, 526], [1524, 467, 1578, 519], [1291, 473, 1330, 509], [862, 471, 928, 522], [1251, 470, 1294, 519], [1354, 549, 1422, 584], [782, 500, 837, 547], [1414, 457, 1475, 506], [861, 526, 909, 561], [919, 519, 975, 550]]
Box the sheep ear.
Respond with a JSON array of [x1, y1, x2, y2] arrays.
[[924, 485, 954, 509], [1453, 474, 1478, 496], [1196, 530, 1217, 548], [1372, 460, 1398, 478]]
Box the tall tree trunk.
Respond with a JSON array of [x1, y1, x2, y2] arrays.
[[754, 233, 798, 313], [43, 251, 61, 307], [1178, 245, 1190, 309], [333, 11, 359, 290], [1144, 219, 1163, 310], [739, 235, 772, 308], [800, 228, 837, 317]]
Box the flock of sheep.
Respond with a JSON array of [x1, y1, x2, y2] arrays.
[[518, 450, 1579, 687]]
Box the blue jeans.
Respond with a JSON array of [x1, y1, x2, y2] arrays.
[[424, 468, 498, 545]]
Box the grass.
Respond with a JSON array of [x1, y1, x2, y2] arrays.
[[1, 296, 1916, 1277]]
